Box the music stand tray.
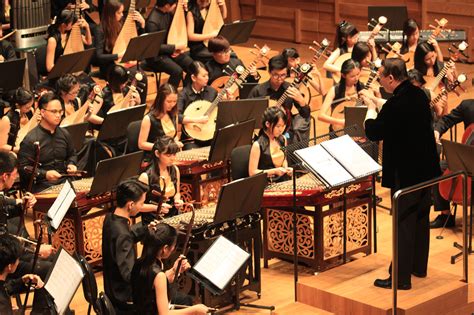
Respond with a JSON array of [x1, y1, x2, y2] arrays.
[[0, 58, 26, 91], [344, 106, 368, 137], [208, 119, 255, 163], [218, 20, 257, 45], [47, 48, 95, 80], [97, 104, 146, 141], [61, 122, 88, 152], [121, 31, 166, 63], [216, 98, 268, 130], [88, 151, 144, 197]]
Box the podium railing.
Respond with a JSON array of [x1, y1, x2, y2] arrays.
[[391, 170, 469, 315]]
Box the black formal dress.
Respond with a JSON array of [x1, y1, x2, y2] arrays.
[[365, 80, 441, 285], [255, 132, 288, 183]]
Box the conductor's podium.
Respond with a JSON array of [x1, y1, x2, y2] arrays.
[[262, 174, 374, 271], [34, 178, 114, 266]]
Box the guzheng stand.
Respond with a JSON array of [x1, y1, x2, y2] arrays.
[[441, 140, 474, 263]]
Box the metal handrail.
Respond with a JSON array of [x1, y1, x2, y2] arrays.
[[391, 170, 468, 315]]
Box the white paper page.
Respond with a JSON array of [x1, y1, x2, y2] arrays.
[[44, 249, 84, 315], [193, 236, 250, 290], [295, 144, 353, 187], [47, 181, 76, 230], [321, 135, 382, 178]]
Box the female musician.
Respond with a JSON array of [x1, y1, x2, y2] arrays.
[[138, 136, 184, 224], [323, 21, 359, 77], [45, 9, 92, 73], [249, 107, 292, 181], [414, 41, 445, 78], [400, 19, 420, 55], [318, 59, 364, 130], [56, 74, 82, 116], [186, 0, 227, 62], [351, 42, 377, 69], [0, 88, 34, 153], [131, 223, 209, 315]]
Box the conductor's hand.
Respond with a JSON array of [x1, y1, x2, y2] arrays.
[[21, 274, 44, 289], [67, 164, 78, 174], [39, 244, 55, 258], [45, 170, 62, 182]]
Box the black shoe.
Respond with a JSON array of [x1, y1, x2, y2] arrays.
[[412, 271, 427, 278], [430, 214, 455, 229], [374, 278, 411, 290]]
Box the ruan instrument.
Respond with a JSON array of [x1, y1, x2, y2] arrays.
[[63, 0, 85, 55], [61, 85, 103, 126], [202, 0, 224, 47], [112, 0, 138, 55], [109, 72, 144, 113], [167, 0, 188, 48], [430, 73, 467, 118]]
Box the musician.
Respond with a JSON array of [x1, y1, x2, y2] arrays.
[[249, 107, 292, 181], [318, 59, 364, 130], [323, 21, 359, 77], [18, 92, 78, 193], [401, 19, 420, 55], [363, 58, 441, 290], [0, 24, 15, 62], [187, 0, 227, 63], [206, 35, 259, 85], [0, 88, 34, 153], [56, 74, 84, 117], [131, 223, 209, 315], [430, 99, 474, 228], [413, 41, 445, 78], [45, 9, 92, 73], [145, 0, 194, 88], [351, 42, 377, 69], [0, 234, 44, 315], [248, 54, 310, 144], [139, 136, 184, 223], [102, 178, 150, 314]]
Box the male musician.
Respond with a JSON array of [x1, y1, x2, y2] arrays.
[[145, 0, 194, 88], [0, 24, 16, 62], [363, 58, 441, 290], [205, 35, 259, 85], [102, 178, 150, 314], [248, 54, 310, 144], [430, 99, 474, 228], [18, 92, 78, 193]]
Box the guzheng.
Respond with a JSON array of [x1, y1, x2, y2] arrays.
[[175, 146, 224, 175]]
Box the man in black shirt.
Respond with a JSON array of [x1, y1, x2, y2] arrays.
[[145, 0, 194, 88], [18, 92, 78, 193], [248, 54, 310, 144], [102, 178, 149, 315], [363, 58, 441, 290]]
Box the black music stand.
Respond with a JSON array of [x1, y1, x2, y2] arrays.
[[61, 122, 88, 152], [47, 48, 95, 80], [208, 119, 255, 163], [97, 104, 147, 142], [218, 20, 257, 45], [344, 107, 368, 138], [0, 58, 25, 91], [87, 151, 144, 197], [239, 82, 258, 99], [441, 139, 474, 263], [121, 31, 166, 64], [216, 99, 267, 130]]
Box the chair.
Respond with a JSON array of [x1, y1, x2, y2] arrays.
[[230, 145, 251, 180], [78, 256, 100, 315], [125, 120, 143, 154], [98, 292, 116, 315]]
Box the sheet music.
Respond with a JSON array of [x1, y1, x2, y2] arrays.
[[47, 181, 76, 230], [295, 144, 353, 187], [192, 236, 250, 290], [320, 135, 381, 178], [45, 249, 84, 315]]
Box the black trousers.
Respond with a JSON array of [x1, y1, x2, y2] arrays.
[[147, 52, 194, 88], [432, 160, 450, 212]]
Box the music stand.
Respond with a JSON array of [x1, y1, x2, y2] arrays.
[[121, 31, 166, 64], [218, 20, 257, 45], [0, 58, 25, 91], [208, 119, 255, 163], [87, 151, 144, 197], [61, 122, 88, 152], [97, 105, 146, 141], [344, 107, 368, 137], [239, 82, 258, 99], [216, 98, 267, 130], [368, 6, 407, 30], [47, 48, 95, 80]]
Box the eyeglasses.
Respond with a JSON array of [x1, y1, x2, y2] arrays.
[[43, 109, 64, 115], [271, 73, 287, 80]]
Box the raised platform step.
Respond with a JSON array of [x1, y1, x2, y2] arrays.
[[274, 302, 334, 314], [297, 254, 471, 315]]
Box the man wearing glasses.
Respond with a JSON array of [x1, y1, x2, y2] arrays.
[[18, 92, 78, 193], [248, 54, 310, 143]]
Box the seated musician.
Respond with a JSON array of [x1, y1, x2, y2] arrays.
[[45, 9, 92, 73], [102, 178, 150, 314], [351, 42, 377, 70], [145, 0, 194, 88], [248, 54, 310, 144], [249, 107, 292, 182], [318, 59, 365, 130], [0, 234, 44, 315], [206, 35, 259, 86], [139, 136, 184, 223], [430, 99, 474, 229], [186, 0, 227, 63], [0, 88, 35, 153], [18, 92, 78, 193], [131, 223, 209, 315], [323, 21, 359, 78], [0, 24, 16, 63], [401, 19, 420, 57], [56, 74, 85, 117]]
